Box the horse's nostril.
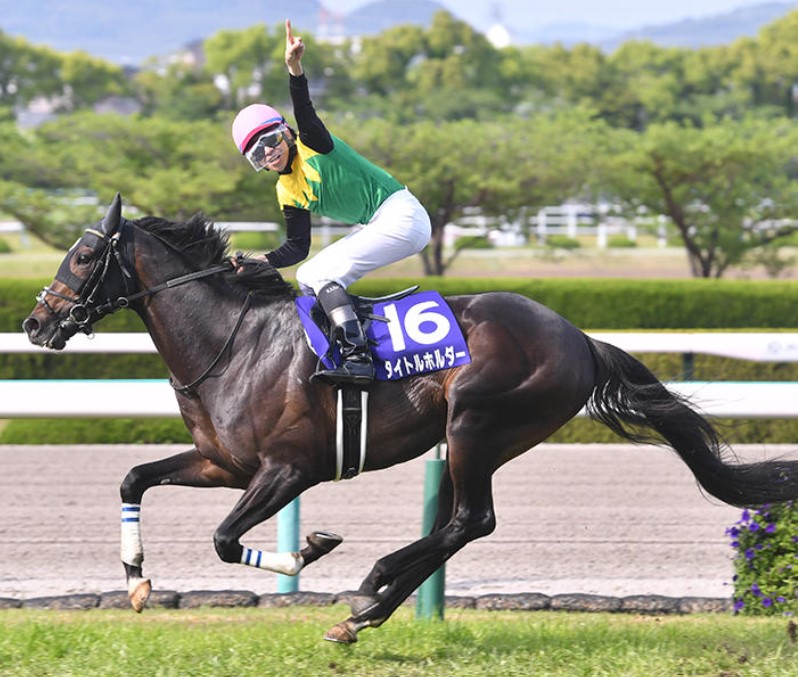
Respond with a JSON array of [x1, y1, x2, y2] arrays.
[[22, 316, 39, 336]]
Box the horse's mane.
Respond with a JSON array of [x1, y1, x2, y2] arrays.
[[133, 214, 295, 300]]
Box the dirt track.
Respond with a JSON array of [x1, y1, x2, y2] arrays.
[[1, 443, 788, 601]]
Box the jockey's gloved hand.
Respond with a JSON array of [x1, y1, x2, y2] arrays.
[[229, 252, 274, 275]]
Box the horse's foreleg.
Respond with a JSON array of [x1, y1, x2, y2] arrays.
[[213, 462, 342, 577], [119, 449, 240, 612]]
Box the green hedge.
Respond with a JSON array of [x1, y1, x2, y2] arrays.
[[0, 418, 191, 444], [3, 276, 798, 444], [6, 277, 798, 332], [3, 413, 796, 445], [353, 278, 798, 329]]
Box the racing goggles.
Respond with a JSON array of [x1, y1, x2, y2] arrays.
[[245, 125, 288, 171]]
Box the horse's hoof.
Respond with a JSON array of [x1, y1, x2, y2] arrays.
[[308, 531, 343, 552], [324, 621, 358, 644], [128, 578, 152, 613], [300, 531, 343, 566]]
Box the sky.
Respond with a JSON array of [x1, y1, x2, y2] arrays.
[[344, 0, 794, 30]]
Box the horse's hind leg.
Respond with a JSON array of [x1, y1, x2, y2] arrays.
[[348, 461, 455, 616], [119, 448, 240, 611], [326, 446, 496, 643]]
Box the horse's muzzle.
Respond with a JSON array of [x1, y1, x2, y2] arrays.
[[22, 314, 68, 350]]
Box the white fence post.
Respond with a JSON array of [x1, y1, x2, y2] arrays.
[[597, 224, 607, 249], [536, 209, 547, 243]]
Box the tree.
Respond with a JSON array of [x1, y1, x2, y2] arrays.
[[0, 34, 128, 115], [0, 33, 61, 109], [133, 62, 224, 120], [349, 11, 507, 122], [603, 41, 687, 129], [0, 121, 99, 248], [335, 109, 608, 275], [57, 51, 129, 110], [738, 12, 798, 114], [202, 22, 333, 112], [0, 112, 276, 248], [605, 117, 798, 277]]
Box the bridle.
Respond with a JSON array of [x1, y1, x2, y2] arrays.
[[36, 218, 250, 395]]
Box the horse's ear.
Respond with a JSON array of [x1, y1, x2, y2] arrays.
[[101, 193, 123, 235]]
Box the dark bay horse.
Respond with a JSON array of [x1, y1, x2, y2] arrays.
[[23, 195, 798, 643]]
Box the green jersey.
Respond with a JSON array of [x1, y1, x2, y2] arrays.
[[276, 134, 403, 225]]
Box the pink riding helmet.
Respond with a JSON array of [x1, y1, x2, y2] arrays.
[[232, 104, 285, 154]]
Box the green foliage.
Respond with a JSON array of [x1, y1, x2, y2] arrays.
[[550, 417, 798, 445], [229, 230, 281, 252], [728, 503, 798, 616], [0, 278, 146, 333], [0, 418, 190, 444], [0, 238, 12, 253], [6, 10, 798, 277], [454, 235, 493, 251], [607, 236, 638, 248], [605, 117, 798, 277], [335, 110, 611, 274], [350, 277, 798, 329], [6, 276, 798, 334], [545, 235, 581, 250]]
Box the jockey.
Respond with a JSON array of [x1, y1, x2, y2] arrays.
[[231, 19, 431, 387]]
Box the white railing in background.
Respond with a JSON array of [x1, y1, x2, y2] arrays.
[[441, 204, 671, 249], [0, 210, 666, 250], [1, 332, 796, 419]]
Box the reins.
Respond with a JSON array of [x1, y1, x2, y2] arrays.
[[169, 292, 252, 396], [122, 263, 234, 305]]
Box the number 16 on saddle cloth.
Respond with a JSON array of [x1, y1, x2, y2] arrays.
[[295, 290, 471, 381]]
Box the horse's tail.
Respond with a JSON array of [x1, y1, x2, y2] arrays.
[[585, 338, 798, 508]]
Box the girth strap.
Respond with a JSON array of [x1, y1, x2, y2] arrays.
[[335, 386, 368, 481]]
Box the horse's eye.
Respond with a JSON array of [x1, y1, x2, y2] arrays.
[[76, 252, 92, 265]]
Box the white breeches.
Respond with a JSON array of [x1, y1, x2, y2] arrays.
[[295, 188, 431, 295]]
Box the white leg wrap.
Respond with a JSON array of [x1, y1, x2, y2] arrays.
[[240, 547, 304, 576], [120, 503, 144, 568]]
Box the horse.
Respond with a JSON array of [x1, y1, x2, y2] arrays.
[[22, 194, 798, 643]]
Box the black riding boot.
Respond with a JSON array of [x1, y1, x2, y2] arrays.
[[313, 282, 375, 386]]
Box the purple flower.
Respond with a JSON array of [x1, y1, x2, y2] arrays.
[[734, 599, 745, 612], [777, 596, 787, 603], [765, 523, 776, 534], [749, 522, 760, 532], [742, 510, 751, 522], [745, 548, 756, 561], [751, 583, 762, 596], [762, 598, 773, 608]]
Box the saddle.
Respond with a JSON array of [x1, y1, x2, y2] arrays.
[[297, 285, 471, 481]]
